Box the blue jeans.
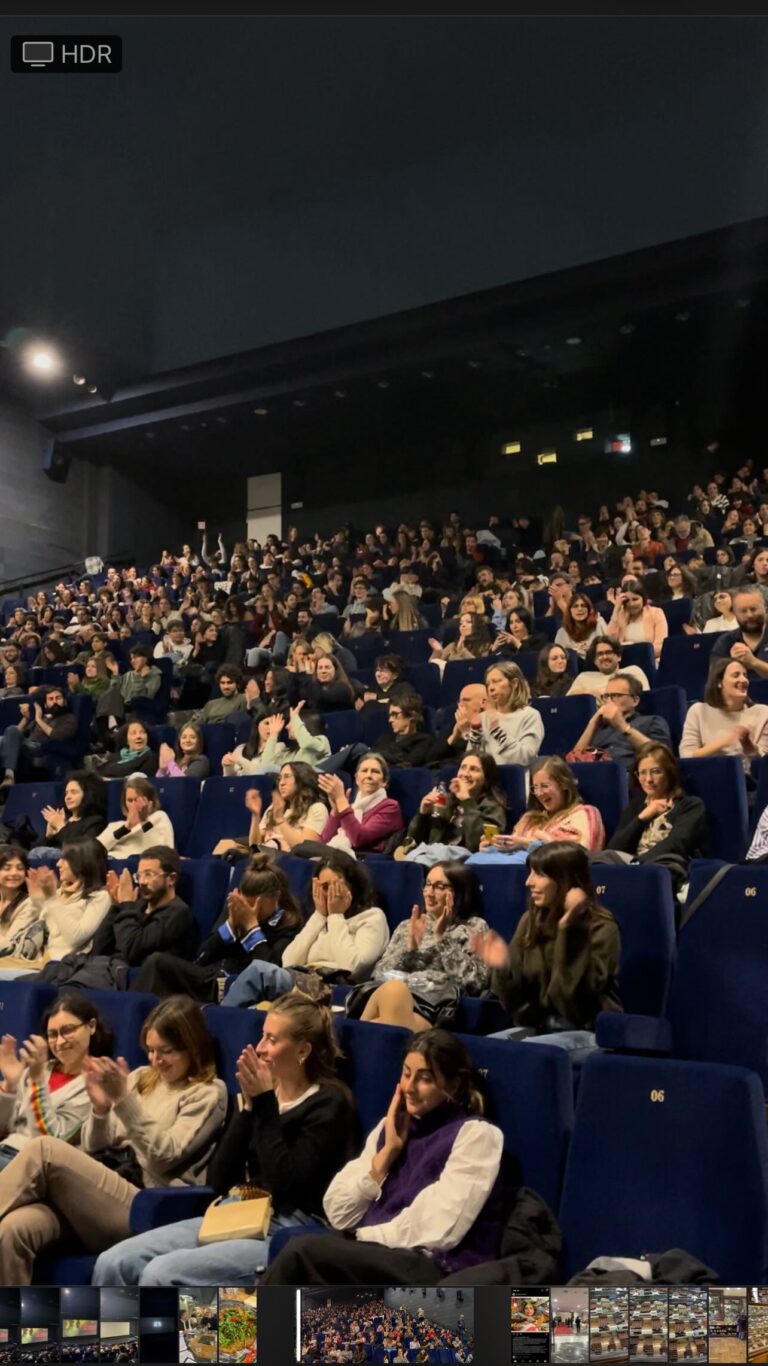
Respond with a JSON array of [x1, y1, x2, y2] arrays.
[[91, 1209, 318, 1285], [0, 728, 41, 774], [222, 960, 294, 1007], [488, 1028, 598, 1066]]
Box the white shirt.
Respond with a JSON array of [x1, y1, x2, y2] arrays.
[[98, 809, 175, 856], [323, 1115, 503, 1252]]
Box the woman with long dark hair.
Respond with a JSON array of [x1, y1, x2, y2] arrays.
[[92, 993, 359, 1286], [261, 1028, 504, 1286], [0, 848, 35, 959], [555, 593, 607, 658], [471, 841, 621, 1060], [532, 644, 571, 698], [401, 753, 506, 860], [30, 770, 107, 859]]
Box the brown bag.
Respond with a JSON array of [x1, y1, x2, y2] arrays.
[[197, 1189, 273, 1244], [565, 747, 611, 763]]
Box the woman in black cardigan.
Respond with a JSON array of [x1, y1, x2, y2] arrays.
[[131, 855, 303, 1001], [92, 993, 359, 1286], [598, 743, 709, 882]]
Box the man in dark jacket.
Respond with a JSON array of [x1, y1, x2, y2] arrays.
[[0, 687, 77, 793], [91, 846, 196, 965]]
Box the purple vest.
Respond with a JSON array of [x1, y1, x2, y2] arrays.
[[359, 1103, 503, 1273]]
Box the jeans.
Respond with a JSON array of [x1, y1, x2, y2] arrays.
[[0, 728, 41, 774], [488, 1028, 598, 1066], [91, 1209, 318, 1286], [27, 847, 60, 864], [222, 960, 295, 1007]]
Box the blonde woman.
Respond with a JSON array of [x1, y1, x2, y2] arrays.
[[383, 590, 427, 634], [456, 662, 543, 767]]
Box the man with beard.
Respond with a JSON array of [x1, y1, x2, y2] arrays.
[[711, 588, 768, 679], [0, 686, 77, 792]]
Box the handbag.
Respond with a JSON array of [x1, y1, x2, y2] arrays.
[[197, 1188, 273, 1244]]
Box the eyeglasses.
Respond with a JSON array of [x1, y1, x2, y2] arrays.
[[425, 880, 450, 891], [46, 1022, 87, 1042], [603, 691, 630, 700]]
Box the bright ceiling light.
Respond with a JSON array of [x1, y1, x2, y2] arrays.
[[24, 345, 61, 376]]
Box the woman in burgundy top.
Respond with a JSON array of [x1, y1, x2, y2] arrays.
[[318, 753, 404, 854]]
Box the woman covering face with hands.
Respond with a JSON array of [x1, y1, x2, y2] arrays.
[[0, 994, 226, 1284], [98, 776, 175, 857], [93, 993, 359, 1288], [223, 851, 390, 1008], [355, 862, 492, 1033], [261, 1029, 505, 1287]]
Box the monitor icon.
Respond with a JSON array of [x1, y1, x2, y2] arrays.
[[22, 40, 54, 66]]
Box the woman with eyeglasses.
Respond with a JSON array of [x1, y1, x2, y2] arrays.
[[353, 862, 492, 1032], [0, 994, 227, 1284], [598, 743, 709, 880], [0, 992, 114, 1170]]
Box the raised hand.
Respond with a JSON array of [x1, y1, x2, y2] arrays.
[[117, 868, 137, 902], [449, 776, 472, 802], [19, 1034, 49, 1082], [408, 903, 427, 952], [41, 806, 66, 832], [559, 887, 589, 928], [312, 877, 329, 918], [236, 1043, 274, 1101], [317, 772, 346, 805], [244, 788, 263, 817], [158, 742, 175, 769], [469, 929, 509, 970], [0, 1035, 23, 1092]]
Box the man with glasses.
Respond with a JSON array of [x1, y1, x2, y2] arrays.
[[572, 673, 670, 767], [568, 636, 650, 698], [91, 846, 196, 968]]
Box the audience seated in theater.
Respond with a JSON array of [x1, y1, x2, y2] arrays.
[[318, 755, 405, 854], [300, 655, 356, 713], [606, 578, 668, 659], [598, 743, 709, 882], [532, 644, 572, 698], [428, 612, 492, 665], [382, 589, 428, 634], [471, 756, 605, 864], [490, 607, 548, 658], [95, 646, 162, 729], [223, 702, 329, 776], [709, 588, 768, 678], [94, 719, 158, 781], [132, 854, 302, 1001], [680, 657, 768, 771], [456, 664, 543, 767], [355, 862, 492, 1031], [68, 654, 111, 702], [156, 722, 210, 780], [29, 770, 107, 859], [567, 636, 650, 697], [309, 629, 358, 677], [471, 841, 621, 1061], [98, 776, 175, 856], [375, 695, 440, 770], [261, 1028, 504, 1287], [698, 588, 738, 634], [0, 663, 26, 700], [429, 683, 489, 763], [92, 993, 359, 1287], [0, 994, 227, 1284], [171, 664, 247, 728], [571, 671, 670, 767], [71, 846, 198, 979], [0, 686, 77, 796], [0, 840, 112, 979], [223, 851, 389, 1005], [215, 761, 329, 859], [400, 754, 506, 861], [0, 848, 36, 959], [555, 593, 608, 658], [0, 991, 113, 1165]]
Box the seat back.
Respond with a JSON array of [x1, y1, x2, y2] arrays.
[[151, 777, 201, 854], [569, 762, 629, 841], [3, 780, 63, 834], [386, 768, 435, 826], [659, 598, 693, 634], [668, 862, 768, 1083], [440, 659, 489, 706], [531, 695, 596, 755], [678, 756, 749, 861], [201, 723, 237, 777], [185, 775, 276, 858], [458, 1033, 574, 1213], [386, 630, 431, 663], [363, 858, 425, 934], [618, 642, 657, 683], [322, 710, 364, 752], [559, 1053, 768, 1282], [404, 663, 441, 709], [657, 635, 722, 701], [334, 1017, 409, 1136], [638, 686, 687, 751], [589, 865, 675, 1015], [362, 707, 392, 748], [203, 1003, 265, 1092]]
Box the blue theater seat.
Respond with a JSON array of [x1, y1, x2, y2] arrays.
[[405, 663, 441, 709], [568, 761, 628, 840], [657, 633, 724, 701], [323, 709, 364, 752], [532, 695, 596, 755], [203, 1003, 266, 1091], [618, 642, 657, 683], [361, 858, 425, 934], [558, 1053, 768, 1282], [185, 775, 277, 857], [439, 659, 489, 706], [386, 630, 432, 664], [637, 685, 687, 751], [386, 768, 435, 826], [201, 722, 237, 777], [678, 756, 749, 861], [2, 780, 63, 834], [334, 1017, 409, 1136], [659, 597, 693, 634]]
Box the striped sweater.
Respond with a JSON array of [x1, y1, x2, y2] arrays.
[[0, 1066, 89, 1146]]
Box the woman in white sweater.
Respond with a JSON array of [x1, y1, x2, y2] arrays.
[[0, 840, 113, 979], [680, 658, 768, 773], [0, 994, 227, 1284], [458, 663, 544, 767], [223, 850, 389, 1007], [98, 775, 175, 857], [0, 991, 114, 1167]]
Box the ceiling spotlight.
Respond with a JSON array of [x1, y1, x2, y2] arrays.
[[674, 311, 691, 322], [145, 431, 156, 440], [467, 360, 481, 369], [574, 428, 594, 442], [86, 384, 98, 394], [253, 407, 268, 416], [24, 345, 61, 377], [501, 441, 521, 455], [650, 436, 668, 447], [377, 380, 390, 390], [537, 450, 557, 466], [333, 390, 347, 399], [565, 336, 583, 346], [292, 399, 306, 408], [420, 370, 434, 379], [216, 416, 228, 424], [72, 374, 87, 386], [618, 323, 636, 335]]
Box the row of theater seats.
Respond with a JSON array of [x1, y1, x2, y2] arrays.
[[0, 979, 763, 1287], [5, 748, 758, 860]]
